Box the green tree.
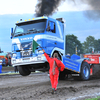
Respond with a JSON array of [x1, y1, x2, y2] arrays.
[[82, 36, 100, 53], [65, 34, 83, 55], [97, 39, 100, 53], [94, 39, 100, 53]]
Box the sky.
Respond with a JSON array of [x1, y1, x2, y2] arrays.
[[0, 0, 99, 52], [0, 0, 90, 15]]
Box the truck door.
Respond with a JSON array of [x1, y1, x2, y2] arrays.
[[46, 21, 57, 53]]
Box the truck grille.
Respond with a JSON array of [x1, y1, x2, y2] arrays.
[[21, 50, 32, 57], [21, 41, 32, 50]]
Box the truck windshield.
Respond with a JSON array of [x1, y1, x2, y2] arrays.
[[14, 19, 46, 37]]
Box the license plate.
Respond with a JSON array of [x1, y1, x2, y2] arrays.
[[23, 52, 29, 56], [23, 58, 30, 62]]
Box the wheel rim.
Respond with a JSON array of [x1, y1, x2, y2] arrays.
[[83, 66, 89, 78]]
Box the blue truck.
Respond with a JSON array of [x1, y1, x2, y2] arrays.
[[11, 16, 90, 80]]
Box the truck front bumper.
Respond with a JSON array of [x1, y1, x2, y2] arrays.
[[11, 55, 47, 67]]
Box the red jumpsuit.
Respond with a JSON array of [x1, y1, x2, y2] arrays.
[[44, 53, 65, 90]]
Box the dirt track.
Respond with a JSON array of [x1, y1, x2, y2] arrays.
[[2, 67, 14, 72], [0, 70, 100, 100]]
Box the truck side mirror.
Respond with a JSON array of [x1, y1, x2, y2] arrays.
[[11, 28, 14, 39]]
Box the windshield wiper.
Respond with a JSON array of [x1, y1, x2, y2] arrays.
[[14, 32, 25, 37], [28, 28, 37, 33], [14, 34, 22, 37], [28, 29, 44, 33], [37, 29, 44, 33]]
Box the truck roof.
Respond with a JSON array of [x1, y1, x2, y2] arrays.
[[16, 16, 48, 25], [16, 16, 65, 25]]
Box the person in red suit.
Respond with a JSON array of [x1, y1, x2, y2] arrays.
[[43, 50, 65, 94]]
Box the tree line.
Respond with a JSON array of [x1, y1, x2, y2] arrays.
[[65, 34, 100, 55]]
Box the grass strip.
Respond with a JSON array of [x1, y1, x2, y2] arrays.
[[85, 96, 100, 100]]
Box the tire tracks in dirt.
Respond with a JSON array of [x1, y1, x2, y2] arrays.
[[0, 73, 100, 100]]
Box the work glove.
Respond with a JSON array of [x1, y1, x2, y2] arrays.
[[43, 49, 45, 53]]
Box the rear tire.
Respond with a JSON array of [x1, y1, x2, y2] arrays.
[[73, 62, 90, 81], [18, 66, 31, 76], [80, 62, 90, 81]]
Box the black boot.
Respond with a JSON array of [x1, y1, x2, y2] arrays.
[[51, 88, 55, 94], [54, 89, 57, 94]]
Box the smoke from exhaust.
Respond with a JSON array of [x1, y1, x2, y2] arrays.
[[35, 0, 65, 17], [83, 0, 100, 20], [82, 0, 100, 10], [35, 0, 100, 20], [70, 0, 100, 20]]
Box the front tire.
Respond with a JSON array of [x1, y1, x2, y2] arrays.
[[18, 66, 31, 76]]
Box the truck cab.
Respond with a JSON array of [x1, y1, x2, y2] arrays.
[[11, 16, 64, 76]]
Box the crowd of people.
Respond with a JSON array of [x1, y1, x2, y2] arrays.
[[0, 53, 12, 66]]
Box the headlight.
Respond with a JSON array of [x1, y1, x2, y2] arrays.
[[38, 50, 43, 53]]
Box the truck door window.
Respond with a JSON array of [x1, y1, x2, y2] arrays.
[[47, 21, 55, 33]]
